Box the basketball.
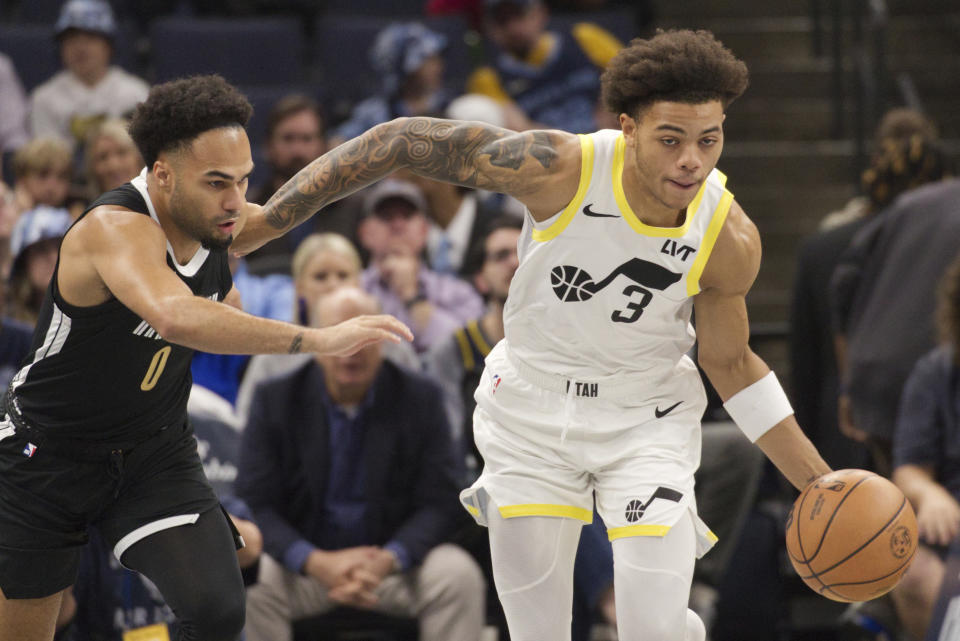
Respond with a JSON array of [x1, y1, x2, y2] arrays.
[[785, 469, 918, 602]]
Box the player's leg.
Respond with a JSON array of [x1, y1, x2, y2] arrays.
[[120, 506, 245, 641], [0, 588, 65, 641], [487, 503, 582, 641], [611, 512, 705, 641]]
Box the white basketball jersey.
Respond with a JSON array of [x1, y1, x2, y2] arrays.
[[502, 128, 734, 389]]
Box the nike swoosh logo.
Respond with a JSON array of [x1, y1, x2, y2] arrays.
[[582, 203, 619, 218], [655, 401, 682, 419]]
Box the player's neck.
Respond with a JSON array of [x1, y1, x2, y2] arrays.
[[620, 153, 685, 228], [145, 174, 203, 266], [481, 305, 505, 343]]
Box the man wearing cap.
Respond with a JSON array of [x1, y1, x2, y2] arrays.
[[29, 0, 148, 146], [468, 0, 622, 133], [358, 179, 484, 353], [331, 22, 451, 145]]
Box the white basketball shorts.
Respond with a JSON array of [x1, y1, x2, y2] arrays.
[[460, 341, 717, 556]]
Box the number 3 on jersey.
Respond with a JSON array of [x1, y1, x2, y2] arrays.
[[141, 345, 172, 391]]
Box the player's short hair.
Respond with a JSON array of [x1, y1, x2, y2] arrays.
[[601, 29, 749, 119], [938, 254, 960, 361], [129, 75, 252, 168]]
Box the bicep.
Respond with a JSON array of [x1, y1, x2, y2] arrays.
[[694, 288, 751, 368]]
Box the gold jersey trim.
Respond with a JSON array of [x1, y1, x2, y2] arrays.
[[612, 134, 709, 238], [532, 134, 595, 242], [498, 503, 594, 523], [685, 189, 734, 296]]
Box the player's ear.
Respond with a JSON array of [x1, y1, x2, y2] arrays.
[[153, 160, 173, 191]]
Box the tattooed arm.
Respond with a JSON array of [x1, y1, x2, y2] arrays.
[[231, 117, 582, 255]]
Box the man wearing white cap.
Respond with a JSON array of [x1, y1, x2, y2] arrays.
[[29, 0, 148, 147]]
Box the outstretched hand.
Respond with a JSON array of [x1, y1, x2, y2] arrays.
[[317, 314, 413, 356]]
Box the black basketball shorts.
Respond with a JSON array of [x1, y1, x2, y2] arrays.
[[0, 417, 219, 599]]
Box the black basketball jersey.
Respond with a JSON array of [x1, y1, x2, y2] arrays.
[[8, 177, 233, 442]]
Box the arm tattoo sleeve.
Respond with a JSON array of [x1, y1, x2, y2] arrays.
[[262, 117, 558, 232]]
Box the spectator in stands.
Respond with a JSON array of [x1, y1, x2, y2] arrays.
[[0, 53, 30, 157], [235, 233, 419, 421], [29, 0, 149, 148], [830, 136, 951, 474], [425, 217, 521, 458], [6, 206, 72, 325], [468, 0, 622, 132], [83, 117, 143, 197], [331, 23, 452, 145], [63, 386, 263, 641], [237, 286, 485, 641], [247, 95, 330, 275], [401, 169, 512, 277], [10, 137, 73, 216], [358, 179, 484, 353], [790, 109, 940, 472], [890, 254, 960, 641], [0, 185, 34, 391]]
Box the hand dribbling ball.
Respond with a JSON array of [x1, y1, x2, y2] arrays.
[[785, 468, 918, 602]]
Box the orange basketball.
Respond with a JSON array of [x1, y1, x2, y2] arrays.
[[785, 468, 918, 602]]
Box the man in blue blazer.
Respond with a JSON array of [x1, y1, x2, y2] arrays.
[[236, 287, 484, 641]]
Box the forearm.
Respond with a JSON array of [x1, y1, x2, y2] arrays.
[[253, 116, 549, 239], [160, 296, 312, 355], [755, 419, 831, 490], [703, 349, 830, 490]]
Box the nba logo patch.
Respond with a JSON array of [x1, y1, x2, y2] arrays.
[[22, 442, 37, 458], [491, 374, 502, 394]]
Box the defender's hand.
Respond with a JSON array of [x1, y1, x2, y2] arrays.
[[313, 314, 413, 356]]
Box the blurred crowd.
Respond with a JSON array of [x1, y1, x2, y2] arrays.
[[1, 0, 958, 640]]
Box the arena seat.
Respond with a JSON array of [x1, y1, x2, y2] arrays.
[[0, 24, 60, 91], [293, 608, 418, 641], [150, 17, 304, 86]]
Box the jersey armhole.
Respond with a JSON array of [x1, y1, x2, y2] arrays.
[[531, 134, 595, 242], [685, 190, 734, 297]]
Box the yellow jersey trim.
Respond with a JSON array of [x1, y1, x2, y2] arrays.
[[465, 503, 480, 517], [499, 504, 594, 523], [612, 134, 706, 238], [685, 189, 734, 296], [607, 524, 672, 540], [532, 134, 595, 242], [707, 529, 719, 543], [716, 170, 728, 187], [466, 320, 493, 356], [454, 328, 474, 371]]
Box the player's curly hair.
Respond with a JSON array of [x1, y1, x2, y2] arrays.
[[129, 75, 252, 168], [937, 254, 960, 360], [601, 29, 749, 118]]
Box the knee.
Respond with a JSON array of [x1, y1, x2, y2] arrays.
[[894, 545, 942, 601], [424, 544, 486, 603], [177, 585, 246, 641]]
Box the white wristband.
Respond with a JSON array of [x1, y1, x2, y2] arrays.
[[723, 371, 793, 442]]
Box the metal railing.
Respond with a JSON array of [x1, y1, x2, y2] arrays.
[[811, 0, 929, 180]]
